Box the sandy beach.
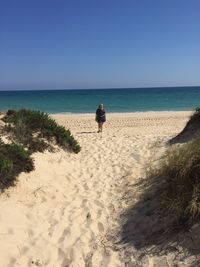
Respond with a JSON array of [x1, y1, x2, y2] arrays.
[[0, 111, 193, 267]]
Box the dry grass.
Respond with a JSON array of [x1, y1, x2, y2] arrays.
[[144, 109, 200, 228]]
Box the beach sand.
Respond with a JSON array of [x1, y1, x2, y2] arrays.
[[0, 111, 193, 267]]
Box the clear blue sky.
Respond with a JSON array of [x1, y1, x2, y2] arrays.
[[0, 0, 200, 90]]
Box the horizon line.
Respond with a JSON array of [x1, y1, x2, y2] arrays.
[[0, 85, 200, 92]]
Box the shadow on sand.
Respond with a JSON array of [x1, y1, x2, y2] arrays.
[[115, 178, 200, 266], [76, 131, 97, 134], [109, 110, 200, 266]]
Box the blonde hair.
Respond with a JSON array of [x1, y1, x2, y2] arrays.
[[98, 104, 104, 109]]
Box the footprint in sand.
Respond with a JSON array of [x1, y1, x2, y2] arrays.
[[108, 203, 116, 213], [84, 252, 93, 267], [82, 199, 88, 206], [86, 212, 91, 220], [94, 200, 104, 208], [58, 227, 71, 243], [83, 183, 89, 190], [97, 209, 102, 219], [27, 229, 34, 237], [97, 222, 104, 232]]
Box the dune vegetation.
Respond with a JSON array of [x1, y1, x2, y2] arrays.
[[2, 109, 81, 153], [0, 109, 81, 191], [145, 108, 200, 228], [0, 140, 34, 191]]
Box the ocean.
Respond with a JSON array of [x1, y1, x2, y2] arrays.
[[0, 87, 200, 114]]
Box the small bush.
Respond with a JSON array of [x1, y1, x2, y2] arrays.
[[0, 141, 34, 191], [2, 109, 81, 153], [0, 156, 13, 174], [5, 143, 34, 172], [0, 109, 81, 192], [6, 109, 16, 116], [28, 139, 51, 153]]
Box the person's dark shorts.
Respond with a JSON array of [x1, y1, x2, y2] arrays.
[[96, 116, 106, 123]]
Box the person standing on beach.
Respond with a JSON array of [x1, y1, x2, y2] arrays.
[[95, 104, 106, 133]]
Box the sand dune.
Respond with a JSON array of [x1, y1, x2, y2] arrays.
[[0, 111, 191, 267]]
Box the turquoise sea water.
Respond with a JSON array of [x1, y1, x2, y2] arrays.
[[0, 87, 200, 114]]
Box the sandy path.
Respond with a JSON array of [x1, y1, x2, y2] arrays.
[[0, 112, 190, 267]]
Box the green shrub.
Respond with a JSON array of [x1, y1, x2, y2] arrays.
[[5, 143, 34, 172], [0, 108, 81, 192], [0, 156, 13, 173], [2, 109, 81, 153], [0, 141, 34, 191], [28, 139, 51, 153]]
